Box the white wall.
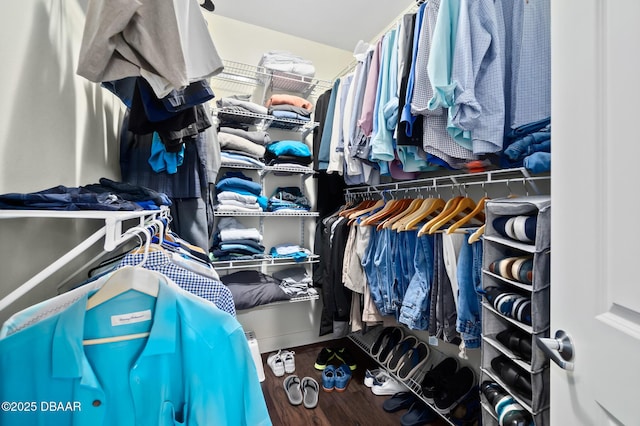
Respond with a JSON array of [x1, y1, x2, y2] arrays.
[[0, 3, 355, 325]]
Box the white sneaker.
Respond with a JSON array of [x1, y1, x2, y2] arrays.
[[371, 377, 406, 396], [267, 350, 285, 377], [364, 368, 390, 388], [281, 350, 296, 374]]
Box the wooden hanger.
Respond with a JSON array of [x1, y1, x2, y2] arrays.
[[383, 197, 423, 229], [339, 199, 374, 217], [348, 199, 384, 221], [360, 198, 411, 227], [397, 197, 446, 231], [468, 224, 485, 244], [417, 196, 464, 237], [375, 199, 414, 230], [426, 197, 478, 235], [446, 196, 488, 234]]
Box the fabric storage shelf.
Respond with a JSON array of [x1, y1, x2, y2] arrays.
[[481, 196, 551, 426]]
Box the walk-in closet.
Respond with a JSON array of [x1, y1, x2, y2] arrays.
[[0, 0, 637, 425]]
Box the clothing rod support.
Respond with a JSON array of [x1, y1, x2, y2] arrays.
[[0, 226, 106, 312]]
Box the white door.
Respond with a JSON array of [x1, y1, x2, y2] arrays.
[[551, 1, 640, 424]]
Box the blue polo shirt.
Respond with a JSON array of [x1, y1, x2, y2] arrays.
[[0, 275, 271, 426]]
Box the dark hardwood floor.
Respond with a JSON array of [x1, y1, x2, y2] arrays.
[[260, 338, 449, 426]]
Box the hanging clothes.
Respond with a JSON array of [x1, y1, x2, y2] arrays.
[[0, 269, 270, 426]]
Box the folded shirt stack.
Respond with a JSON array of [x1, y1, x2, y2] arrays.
[[215, 171, 268, 212], [218, 131, 266, 160], [211, 217, 265, 261], [272, 266, 316, 297], [267, 187, 311, 213], [217, 94, 268, 126], [265, 94, 314, 112], [259, 50, 316, 77], [267, 105, 312, 122], [269, 244, 312, 263], [264, 140, 313, 166]]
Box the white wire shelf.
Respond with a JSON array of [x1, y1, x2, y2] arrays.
[[212, 60, 332, 99], [211, 253, 319, 270], [214, 107, 319, 136], [213, 210, 318, 217], [220, 162, 316, 176]]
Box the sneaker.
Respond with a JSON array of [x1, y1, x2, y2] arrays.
[[481, 381, 532, 426], [333, 347, 357, 370], [314, 347, 335, 370], [281, 350, 296, 373], [322, 365, 336, 392], [433, 366, 475, 414], [334, 364, 352, 392], [421, 357, 459, 403], [371, 377, 406, 396], [267, 350, 285, 377], [364, 368, 390, 388]]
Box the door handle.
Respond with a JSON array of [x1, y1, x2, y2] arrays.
[[535, 330, 575, 371]]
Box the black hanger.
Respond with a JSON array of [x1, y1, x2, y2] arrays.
[[200, 0, 215, 12]]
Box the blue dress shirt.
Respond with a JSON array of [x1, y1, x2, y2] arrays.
[[0, 273, 270, 426]]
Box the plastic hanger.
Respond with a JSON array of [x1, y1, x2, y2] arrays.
[[84, 227, 159, 345]]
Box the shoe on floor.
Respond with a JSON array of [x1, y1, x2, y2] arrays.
[[433, 366, 475, 414], [314, 347, 335, 370], [283, 375, 303, 406], [396, 341, 430, 381], [334, 364, 352, 392], [421, 357, 459, 403], [371, 377, 406, 396], [300, 376, 319, 409], [333, 347, 357, 370], [449, 385, 481, 425], [281, 350, 296, 374], [364, 368, 390, 388], [400, 402, 438, 426], [267, 350, 285, 377], [383, 391, 418, 413], [386, 335, 419, 372], [322, 364, 336, 392]]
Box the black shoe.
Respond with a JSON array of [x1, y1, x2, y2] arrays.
[[421, 357, 459, 403], [333, 347, 357, 371], [386, 335, 418, 372], [449, 386, 481, 426], [378, 327, 405, 364], [433, 366, 475, 414], [314, 347, 335, 370], [481, 381, 533, 426], [490, 356, 532, 400], [496, 329, 532, 362], [400, 402, 438, 426], [383, 391, 418, 413]]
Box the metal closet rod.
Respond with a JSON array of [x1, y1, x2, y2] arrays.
[[344, 168, 550, 198]]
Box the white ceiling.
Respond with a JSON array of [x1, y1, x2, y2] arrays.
[[211, 0, 416, 52]]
